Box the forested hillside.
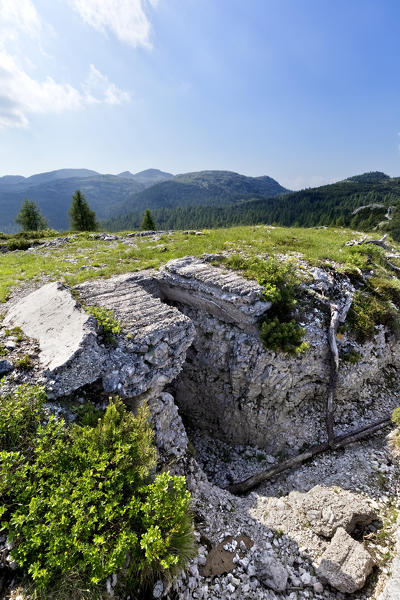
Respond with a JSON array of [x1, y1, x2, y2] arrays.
[[104, 172, 400, 232]]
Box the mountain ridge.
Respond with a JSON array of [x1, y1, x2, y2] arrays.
[[0, 168, 287, 232]]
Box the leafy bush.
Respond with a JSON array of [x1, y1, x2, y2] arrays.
[[85, 306, 121, 346], [224, 256, 308, 354], [0, 388, 195, 596]]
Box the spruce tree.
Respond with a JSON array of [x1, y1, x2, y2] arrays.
[[15, 199, 47, 231], [69, 190, 98, 231], [141, 209, 156, 231]]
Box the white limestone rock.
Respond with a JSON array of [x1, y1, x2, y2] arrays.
[[317, 527, 374, 593]]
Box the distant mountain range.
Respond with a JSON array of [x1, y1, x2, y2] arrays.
[[104, 171, 400, 232], [0, 168, 287, 232]]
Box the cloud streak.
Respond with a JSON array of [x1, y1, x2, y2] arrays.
[[0, 0, 42, 41], [70, 0, 156, 48], [0, 52, 130, 128], [0, 1, 131, 128]]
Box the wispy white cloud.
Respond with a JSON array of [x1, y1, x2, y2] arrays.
[[69, 0, 156, 48], [84, 64, 131, 105], [0, 52, 130, 128], [0, 0, 42, 42]]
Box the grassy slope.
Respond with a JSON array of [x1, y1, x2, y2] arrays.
[[1, 225, 398, 304]]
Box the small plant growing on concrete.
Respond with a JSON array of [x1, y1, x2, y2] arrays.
[[85, 305, 121, 347]]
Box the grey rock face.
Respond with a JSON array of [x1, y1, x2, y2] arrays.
[[317, 527, 374, 593], [75, 272, 195, 399], [288, 485, 376, 538], [148, 392, 188, 462], [3, 282, 106, 396], [158, 257, 270, 334], [3, 275, 195, 400], [255, 551, 288, 592], [0, 360, 13, 376], [164, 259, 400, 452]]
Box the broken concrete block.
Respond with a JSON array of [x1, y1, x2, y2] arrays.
[[317, 527, 374, 593]]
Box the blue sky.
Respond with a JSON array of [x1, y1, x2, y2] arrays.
[[0, 0, 400, 189]]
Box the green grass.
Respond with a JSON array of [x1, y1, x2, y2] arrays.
[[0, 226, 397, 303]]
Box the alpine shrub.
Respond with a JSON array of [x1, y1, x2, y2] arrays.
[[0, 388, 195, 596]]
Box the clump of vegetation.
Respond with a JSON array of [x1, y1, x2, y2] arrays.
[[0, 343, 7, 357], [0, 387, 195, 597], [85, 306, 121, 346], [389, 407, 400, 458], [341, 349, 361, 364], [15, 354, 33, 370], [224, 256, 308, 354], [4, 326, 24, 343], [347, 290, 400, 342]]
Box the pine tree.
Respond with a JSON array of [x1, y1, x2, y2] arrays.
[[141, 209, 156, 231], [15, 199, 47, 231], [69, 190, 98, 231]]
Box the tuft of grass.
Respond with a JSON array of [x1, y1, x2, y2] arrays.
[[5, 326, 24, 343], [15, 354, 33, 370]]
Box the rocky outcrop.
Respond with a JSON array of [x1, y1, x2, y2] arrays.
[[3, 275, 195, 400], [3, 282, 106, 396], [286, 485, 376, 538], [3, 256, 400, 456], [317, 527, 375, 593], [165, 259, 400, 452], [158, 257, 271, 334], [75, 272, 195, 399]]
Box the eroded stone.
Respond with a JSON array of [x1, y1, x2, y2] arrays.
[[317, 527, 374, 593]]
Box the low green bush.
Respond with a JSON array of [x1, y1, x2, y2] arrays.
[[85, 306, 121, 347], [347, 290, 400, 342], [0, 387, 195, 597]]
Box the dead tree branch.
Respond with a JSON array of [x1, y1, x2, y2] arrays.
[[345, 234, 388, 248], [227, 418, 391, 495]]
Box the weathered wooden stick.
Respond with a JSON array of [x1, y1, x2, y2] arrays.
[[327, 303, 340, 444], [346, 234, 388, 248], [227, 417, 391, 495], [386, 260, 400, 274]]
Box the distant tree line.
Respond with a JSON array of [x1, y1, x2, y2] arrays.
[[103, 182, 400, 238]]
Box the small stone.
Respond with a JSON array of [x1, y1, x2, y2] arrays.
[[153, 580, 163, 598], [0, 360, 13, 375], [313, 581, 324, 593], [301, 571, 312, 585], [256, 551, 288, 592]]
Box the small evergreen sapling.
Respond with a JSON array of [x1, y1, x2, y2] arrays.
[[69, 190, 98, 231], [15, 199, 47, 232], [141, 209, 156, 231]]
